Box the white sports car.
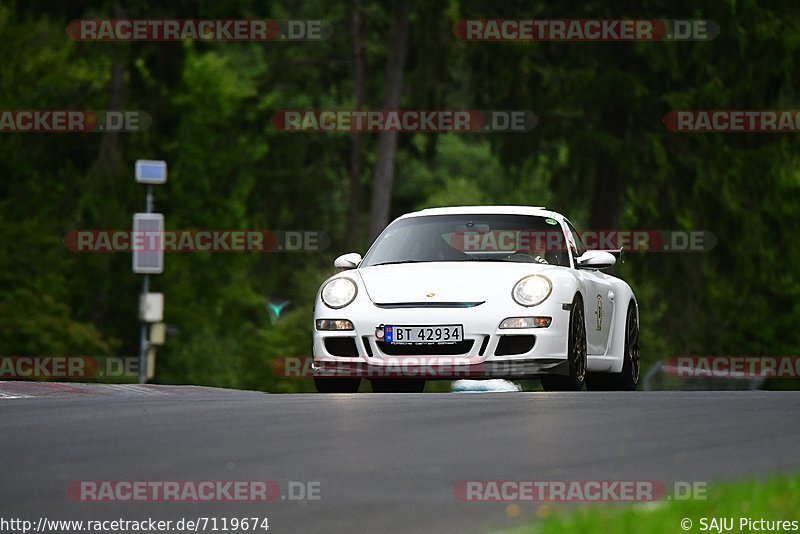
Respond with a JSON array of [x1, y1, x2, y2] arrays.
[[312, 206, 639, 393]]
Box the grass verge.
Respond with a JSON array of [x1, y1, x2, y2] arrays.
[[503, 472, 800, 534]]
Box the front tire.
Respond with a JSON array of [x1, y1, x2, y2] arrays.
[[541, 295, 587, 391], [586, 301, 640, 391], [314, 377, 361, 393]]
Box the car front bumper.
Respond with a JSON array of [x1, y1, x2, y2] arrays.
[[312, 299, 572, 379]]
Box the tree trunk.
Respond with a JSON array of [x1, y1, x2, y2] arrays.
[[588, 163, 623, 231], [368, 0, 410, 241], [89, 3, 125, 183], [589, 104, 627, 232], [346, 0, 366, 250]]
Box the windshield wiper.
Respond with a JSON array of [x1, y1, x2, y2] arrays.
[[454, 257, 512, 262], [371, 260, 428, 266]]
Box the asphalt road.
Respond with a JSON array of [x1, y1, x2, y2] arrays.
[[1, 382, 799, 533]]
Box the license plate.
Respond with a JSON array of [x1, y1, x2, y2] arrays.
[[385, 325, 463, 344]]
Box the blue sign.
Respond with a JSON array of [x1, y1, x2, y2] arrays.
[[135, 160, 167, 184]]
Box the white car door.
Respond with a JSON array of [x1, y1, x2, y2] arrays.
[[563, 220, 614, 356]]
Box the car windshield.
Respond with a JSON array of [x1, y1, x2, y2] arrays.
[[361, 214, 570, 267]]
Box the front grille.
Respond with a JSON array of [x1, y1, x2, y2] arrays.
[[494, 335, 536, 356], [324, 337, 359, 357], [376, 340, 474, 356]]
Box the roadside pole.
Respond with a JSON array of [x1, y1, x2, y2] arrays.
[[133, 160, 167, 384]]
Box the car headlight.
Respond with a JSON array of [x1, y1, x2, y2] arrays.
[[512, 275, 552, 307], [321, 277, 358, 309]]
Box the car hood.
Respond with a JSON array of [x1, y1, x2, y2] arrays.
[[357, 262, 555, 304]]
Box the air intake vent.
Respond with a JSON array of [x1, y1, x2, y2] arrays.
[[376, 340, 474, 356], [478, 335, 490, 356], [362, 337, 373, 357], [494, 335, 536, 356], [324, 337, 359, 357]]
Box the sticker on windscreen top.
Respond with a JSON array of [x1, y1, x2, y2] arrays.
[[384, 326, 394, 343], [545, 218, 558, 225]]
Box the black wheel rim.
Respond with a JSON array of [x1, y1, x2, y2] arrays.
[[627, 306, 640, 384]]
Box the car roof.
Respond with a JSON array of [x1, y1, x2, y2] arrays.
[[397, 205, 563, 220]]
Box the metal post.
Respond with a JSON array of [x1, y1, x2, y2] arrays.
[[138, 274, 149, 384], [138, 184, 154, 384]]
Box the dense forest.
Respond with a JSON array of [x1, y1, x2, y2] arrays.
[[1, 0, 799, 391]]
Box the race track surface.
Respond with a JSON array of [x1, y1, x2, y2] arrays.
[[2, 382, 799, 533]]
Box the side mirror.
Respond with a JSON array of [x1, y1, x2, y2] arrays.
[[333, 252, 362, 269], [577, 250, 616, 270]]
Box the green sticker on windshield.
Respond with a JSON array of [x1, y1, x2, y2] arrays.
[[545, 218, 558, 225]]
